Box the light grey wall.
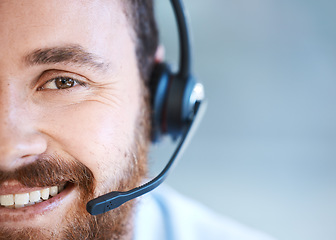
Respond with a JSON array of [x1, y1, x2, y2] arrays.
[[152, 1, 336, 240]]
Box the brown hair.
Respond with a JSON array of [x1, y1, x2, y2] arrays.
[[123, 0, 159, 83]]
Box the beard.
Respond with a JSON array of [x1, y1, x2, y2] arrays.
[[0, 86, 151, 240]]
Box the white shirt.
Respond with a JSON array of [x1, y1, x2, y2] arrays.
[[134, 185, 276, 240]]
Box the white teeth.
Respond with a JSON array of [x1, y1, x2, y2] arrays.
[[41, 188, 49, 200], [0, 194, 14, 206], [29, 190, 41, 202], [0, 184, 66, 208], [50, 186, 58, 197], [15, 193, 29, 205]]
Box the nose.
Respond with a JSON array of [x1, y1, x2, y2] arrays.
[[0, 130, 47, 171], [0, 91, 47, 171]]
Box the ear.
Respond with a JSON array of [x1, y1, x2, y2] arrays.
[[154, 45, 165, 63]]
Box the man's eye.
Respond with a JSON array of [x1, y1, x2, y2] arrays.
[[39, 77, 83, 90]]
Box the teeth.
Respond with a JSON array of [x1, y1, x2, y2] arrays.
[[41, 188, 49, 200], [0, 194, 14, 206], [50, 186, 58, 197], [15, 193, 29, 205], [0, 184, 66, 208], [29, 191, 41, 202]]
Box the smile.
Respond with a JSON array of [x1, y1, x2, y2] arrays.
[[0, 182, 77, 223], [0, 183, 66, 209]]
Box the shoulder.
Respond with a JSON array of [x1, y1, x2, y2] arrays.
[[134, 185, 276, 240]]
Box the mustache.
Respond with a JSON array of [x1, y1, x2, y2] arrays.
[[0, 155, 94, 190]]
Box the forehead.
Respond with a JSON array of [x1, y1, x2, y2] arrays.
[[0, 0, 130, 67]]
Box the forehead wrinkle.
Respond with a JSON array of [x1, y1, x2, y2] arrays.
[[23, 44, 111, 73]]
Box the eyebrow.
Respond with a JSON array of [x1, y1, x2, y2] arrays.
[[23, 44, 110, 72]]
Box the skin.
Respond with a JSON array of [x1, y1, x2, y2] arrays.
[[0, 0, 149, 239]]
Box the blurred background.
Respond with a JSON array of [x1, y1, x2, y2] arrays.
[[151, 1, 336, 240]]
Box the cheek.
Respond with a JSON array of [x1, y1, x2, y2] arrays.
[[40, 90, 140, 184]]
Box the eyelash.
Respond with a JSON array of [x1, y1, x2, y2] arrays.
[[38, 76, 87, 91]]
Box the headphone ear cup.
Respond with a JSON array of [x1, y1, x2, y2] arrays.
[[150, 62, 198, 142], [165, 74, 196, 139], [150, 63, 172, 142]]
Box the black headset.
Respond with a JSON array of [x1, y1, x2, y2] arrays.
[[86, 0, 205, 216]]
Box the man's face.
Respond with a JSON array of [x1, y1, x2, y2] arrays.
[[0, 0, 149, 239]]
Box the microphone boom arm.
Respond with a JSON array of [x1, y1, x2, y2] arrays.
[[86, 101, 205, 215]]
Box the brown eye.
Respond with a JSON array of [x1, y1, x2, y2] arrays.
[[55, 77, 75, 89], [39, 76, 82, 90]]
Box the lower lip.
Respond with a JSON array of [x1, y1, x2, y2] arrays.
[[0, 183, 75, 223]]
